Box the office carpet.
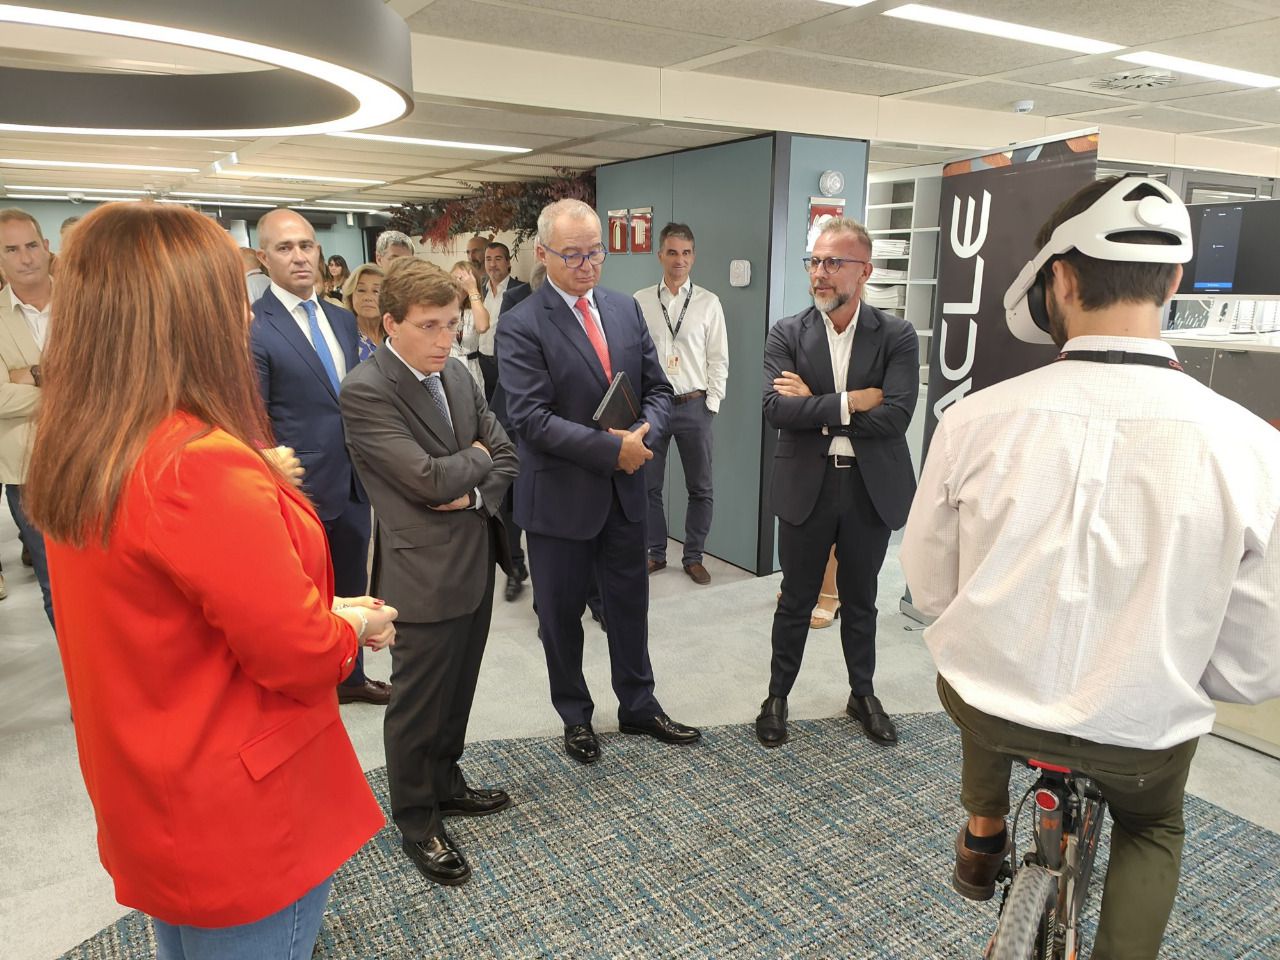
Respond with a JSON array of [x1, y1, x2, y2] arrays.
[[60, 713, 1280, 959]]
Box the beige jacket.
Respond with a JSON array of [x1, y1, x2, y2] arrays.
[[0, 294, 43, 483]]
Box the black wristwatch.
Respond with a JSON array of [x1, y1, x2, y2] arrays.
[[29, 364, 41, 387]]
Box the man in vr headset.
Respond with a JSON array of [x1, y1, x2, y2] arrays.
[[901, 175, 1280, 959]]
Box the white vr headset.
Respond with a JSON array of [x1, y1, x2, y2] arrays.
[[1004, 176, 1194, 344]]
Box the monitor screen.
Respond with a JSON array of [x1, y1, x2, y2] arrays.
[[1191, 205, 1243, 292], [1179, 198, 1280, 296]]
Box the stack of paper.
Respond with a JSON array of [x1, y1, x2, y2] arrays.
[[871, 239, 909, 258], [870, 266, 907, 282], [864, 284, 905, 310]]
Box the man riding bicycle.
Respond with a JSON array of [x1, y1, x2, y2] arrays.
[[901, 176, 1280, 959]]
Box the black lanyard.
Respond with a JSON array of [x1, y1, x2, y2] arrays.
[[1056, 349, 1184, 373], [657, 283, 694, 339]]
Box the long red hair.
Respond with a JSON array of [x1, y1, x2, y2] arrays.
[[25, 202, 278, 546]]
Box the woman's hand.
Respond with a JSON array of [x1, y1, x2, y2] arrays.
[[264, 445, 305, 487], [334, 597, 399, 650]]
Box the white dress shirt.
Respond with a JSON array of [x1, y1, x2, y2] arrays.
[[8, 284, 50, 350], [547, 280, 607, 348], [633, 279, 729, 412], [386, 338, 483, 511], [822, 306, 858, 457], [270, 282, 347, 381], [901, 335, 1280, 750], [478, 275, 510, 357]]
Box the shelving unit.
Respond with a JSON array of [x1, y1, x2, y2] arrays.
[[864, 165, 943, 333]]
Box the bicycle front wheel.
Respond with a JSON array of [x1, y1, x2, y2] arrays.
[[989, 864, 1057, 960]]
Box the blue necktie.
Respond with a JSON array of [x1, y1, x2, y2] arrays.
[[424, 374, 450, 423], [302, 300, 341, 393]]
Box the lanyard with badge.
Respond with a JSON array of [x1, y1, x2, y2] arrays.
[[658, 282, 694, 376], [1055, 349, 1184, 372]]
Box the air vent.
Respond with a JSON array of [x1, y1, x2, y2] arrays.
[[1090, 70, 1175, 91]]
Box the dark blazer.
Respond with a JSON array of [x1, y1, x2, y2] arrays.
[[340, 349, 518, 623], [498, 279, 531, 316], [496, 282, 673, 541], [763, 302, 919, 530], [251, 289, 365, 522]]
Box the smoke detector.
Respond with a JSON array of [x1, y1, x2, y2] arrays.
[[1090, 70, 1176, 91]]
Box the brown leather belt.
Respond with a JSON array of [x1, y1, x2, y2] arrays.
[[673, 390, 706, 405]]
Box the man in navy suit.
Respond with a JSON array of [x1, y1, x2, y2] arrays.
[[756, 217, 918, 750], [496, 199, 700, 764], [251, 208, 391, 705]]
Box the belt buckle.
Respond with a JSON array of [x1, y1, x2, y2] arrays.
[[831, 455, 852, 469]]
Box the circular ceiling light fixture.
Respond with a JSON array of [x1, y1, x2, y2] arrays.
[[0, 1, 412, 137]]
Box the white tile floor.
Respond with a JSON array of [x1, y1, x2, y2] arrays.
[[2, 517, 1278, 959]]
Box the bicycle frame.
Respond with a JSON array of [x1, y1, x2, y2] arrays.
[[998, 759, 1107, 960]]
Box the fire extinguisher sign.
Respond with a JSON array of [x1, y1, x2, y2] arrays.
[[607, 210, 629, 254], [629, 207, 653, 254]]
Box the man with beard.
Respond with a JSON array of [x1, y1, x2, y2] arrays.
[[902, 176, 1280, 959], [756, 217, 919, 750]]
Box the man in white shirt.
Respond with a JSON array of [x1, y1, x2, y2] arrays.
[[901, 176, 1280, 960], [758, 217, 919, 749], [633, 223, 728, 585], [0, 208, 54, 627]]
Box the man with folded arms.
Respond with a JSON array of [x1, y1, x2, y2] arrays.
[[497, 199, 700, 766], [633, 222, 728, 585], [342, 258, 518, 887]]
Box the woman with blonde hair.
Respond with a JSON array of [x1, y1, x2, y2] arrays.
[[343, 261, 385, 361], [449, 258, 489, 388], [25, 202, 397, 958]]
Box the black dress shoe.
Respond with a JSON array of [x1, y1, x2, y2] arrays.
[[402, 831, 471, 886], [338, 678, 392, 705], [588, 606, 607, 632], [504, 576, 525, 602], [755, 695, 788, 748], [564, 723, 600, 764], [846, 693, 898, 745], [619, 713, 701, 744], [439, 786, 512, 818]]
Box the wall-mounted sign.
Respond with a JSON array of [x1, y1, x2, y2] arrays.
[[807, 197, 846, 252], [630, 207, 653, 253], [607, 209, 629, 254]]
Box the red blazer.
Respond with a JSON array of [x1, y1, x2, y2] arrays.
[[47, 412, 384, 927]]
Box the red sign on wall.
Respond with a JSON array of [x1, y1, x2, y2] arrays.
[[607, 209, 628, 254], [630, 207, 653, 253]]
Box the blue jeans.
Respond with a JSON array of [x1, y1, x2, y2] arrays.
[[152, 876, 332, 960], [6, 484, 54, 629]]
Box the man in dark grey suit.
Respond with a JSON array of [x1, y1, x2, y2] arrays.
[[756, 217, 919, 749], [341, 258, 518, 887]]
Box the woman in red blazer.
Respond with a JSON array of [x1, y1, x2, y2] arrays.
[[24, 203, 397, 957]]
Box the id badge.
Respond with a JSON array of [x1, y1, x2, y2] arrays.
[[666, 354, 681, 374]]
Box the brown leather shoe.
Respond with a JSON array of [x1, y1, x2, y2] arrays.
[[647, 558, 666, 575], [338, 679, 392, 705], [952, 825, 1010, 901], [683, 562, 710, 585]]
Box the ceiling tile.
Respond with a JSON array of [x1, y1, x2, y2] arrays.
[[695, 49, 953, 96], [1068, 106, 1261, 134], [439, 169, 537, 182], [507, 0, 841, 42], [868, 144, 961, 165], [560, 140, 675, 159], [905, 81, 1127, 117], [407, 0, 732, 67], [1208, 126, 1280, 147], [402, 100, 629, 138], [930, 0, 1270, 45], [506, 153, 606, 168], [1143, 18, 1280, 77], [1153, 88, 1280, 125]]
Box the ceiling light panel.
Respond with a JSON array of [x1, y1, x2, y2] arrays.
[[1116, 52, 1280, 88], [328, 132, 532, 153], [217, 170, 386, 185], [0, 158, 198, 172], [883, 4, 1123, 55], [170, 191, 305, 202]]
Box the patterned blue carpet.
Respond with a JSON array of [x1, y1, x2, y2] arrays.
[[61, 713, 1280, 958]]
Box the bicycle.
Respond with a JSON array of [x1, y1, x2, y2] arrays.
[[985, 758, 1108, 960]]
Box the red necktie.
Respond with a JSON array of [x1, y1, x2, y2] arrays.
[[575, 296, 612, 380]]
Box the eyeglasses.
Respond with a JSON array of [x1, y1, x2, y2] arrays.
[[801, 256, 869, 274], [543, 245, 608, 269], [403, 317, 462, 336]]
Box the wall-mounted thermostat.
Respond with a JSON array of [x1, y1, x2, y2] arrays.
[[729, 260, 751, 287]]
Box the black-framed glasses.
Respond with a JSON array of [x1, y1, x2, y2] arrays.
[[543, 245, 608, 269], [801, 256, 869, 274], [404, 317, 462, 336]]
